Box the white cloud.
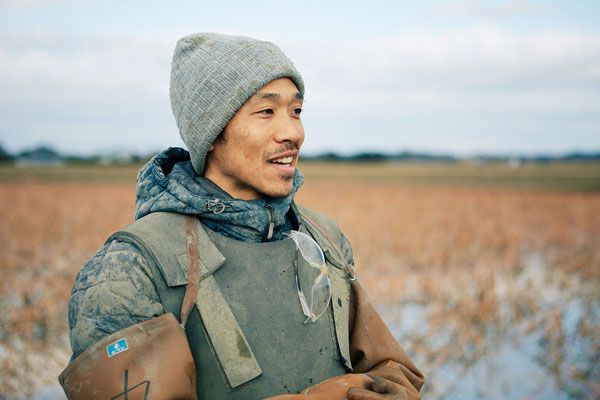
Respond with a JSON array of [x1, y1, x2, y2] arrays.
[[284, 25, 600, 113], [0, 32, 173, 93], [435, 0, 552, 18], [1, 25, 599, 154], [0, 0, 68, 9]]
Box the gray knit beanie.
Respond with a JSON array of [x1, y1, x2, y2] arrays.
[[170, 32, 305, 175]]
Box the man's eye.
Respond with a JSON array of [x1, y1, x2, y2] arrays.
[[293, 108, 302, 115], [258, 109, 274, 115]]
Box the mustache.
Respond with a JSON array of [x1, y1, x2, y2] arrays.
[[266, 142, 299, 159]]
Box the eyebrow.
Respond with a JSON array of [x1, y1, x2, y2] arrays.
[[252, 91, 303, 101]]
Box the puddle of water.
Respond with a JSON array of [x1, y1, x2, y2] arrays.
[[21, 257, 599, 400], [377, 258, 600, 400], [30, 386, 66, 400]]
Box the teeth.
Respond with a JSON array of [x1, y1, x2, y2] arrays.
[[271, 156, 293, 164]]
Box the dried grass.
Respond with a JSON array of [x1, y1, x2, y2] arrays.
[[0, 177, 599, 398]]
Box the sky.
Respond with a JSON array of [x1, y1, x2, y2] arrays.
[[0, 0, 599, 157]]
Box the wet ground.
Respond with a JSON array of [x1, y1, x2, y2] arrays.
[[380, 259, 600, 400]]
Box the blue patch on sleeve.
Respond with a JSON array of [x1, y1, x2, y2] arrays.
[[106, 338, 129, 358]]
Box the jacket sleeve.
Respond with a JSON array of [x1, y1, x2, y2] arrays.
[[267, 233, 424, 400], [347, 263, 425, 399], [68, 239, 164, 360], [346, 233, 424, 398]]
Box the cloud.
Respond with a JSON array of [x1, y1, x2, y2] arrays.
[[435, 0, 553, 18], [0, 31, 178, 154], [286, 26, 600, 153], [0, 32, 172, 93], [286, 25, 600, 111], [0, 0, 68, 9], [1, 25, 599, 155]]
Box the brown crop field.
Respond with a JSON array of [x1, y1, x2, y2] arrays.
[[0, 162, 599, 399]]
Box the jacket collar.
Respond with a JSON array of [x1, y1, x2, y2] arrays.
[[135, 147, 303, 243]]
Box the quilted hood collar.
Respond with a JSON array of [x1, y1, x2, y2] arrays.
[[135, 147, 303, 242]]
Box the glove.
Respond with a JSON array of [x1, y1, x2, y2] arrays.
[[264, 373, 373, 400], [347, 375, 419, 400]]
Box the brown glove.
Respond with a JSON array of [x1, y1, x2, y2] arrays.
[[265, 373, 373, 400], [354, 359, 422, 399], [347, 374, 418, 400]]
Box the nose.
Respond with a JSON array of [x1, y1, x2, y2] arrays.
[[274, 114, 304, 145]]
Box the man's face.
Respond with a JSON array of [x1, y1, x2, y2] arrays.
[[204, 77, 305, 200]]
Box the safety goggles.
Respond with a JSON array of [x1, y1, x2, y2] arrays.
[[287, 230, 332, 324]]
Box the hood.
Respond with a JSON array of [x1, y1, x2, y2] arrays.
[[135, 147, 304, 242]]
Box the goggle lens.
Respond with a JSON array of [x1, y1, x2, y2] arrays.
[[287, 230, 332, 324]]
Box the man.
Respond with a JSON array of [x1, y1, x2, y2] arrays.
[[68, 33, 423, 399]]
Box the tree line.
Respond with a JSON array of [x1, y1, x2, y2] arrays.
[[1, 144, 599, 165]]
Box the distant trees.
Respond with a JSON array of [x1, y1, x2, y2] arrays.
[[0, 144, 151, 165], [0, 143, 599, 165], [300, 151, 458, 162], [300, 151, 600, 163], [0, 143, 13, 162]]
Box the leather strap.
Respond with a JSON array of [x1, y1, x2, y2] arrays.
[[181, 215, 200, 326]]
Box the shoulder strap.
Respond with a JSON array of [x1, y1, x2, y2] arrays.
[[293, 203, 357, 280], [107, 212, 225, 287], [105, 213, 200, 326], [293, 202, 355, 370], [181, 215, 200, 326], [108, 212, 262, 388]]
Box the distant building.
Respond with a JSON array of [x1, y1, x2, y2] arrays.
[[98, 151, 137, 165], [508, 157, 522, 169]]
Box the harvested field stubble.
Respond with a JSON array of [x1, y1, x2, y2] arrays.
[[0, 183, 135, 397], [0, 165, 599, 399], [297, 182, 599, 398]]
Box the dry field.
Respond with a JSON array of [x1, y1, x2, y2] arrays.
[[0, 162, 599, 399]]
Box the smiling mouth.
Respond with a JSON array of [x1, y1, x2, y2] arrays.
[[266, 149, 298, 169], [268, 155, 294, 166]]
